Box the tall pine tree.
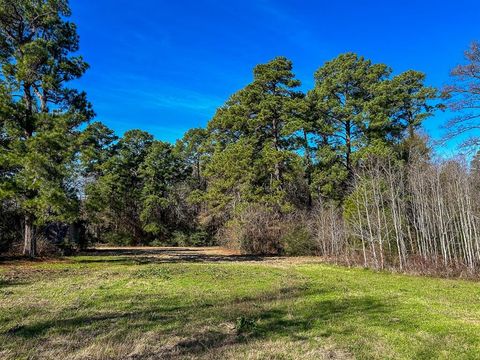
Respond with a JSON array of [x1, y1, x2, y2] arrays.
[[204, 56, 304, 218], [0, 0, 93, 256]]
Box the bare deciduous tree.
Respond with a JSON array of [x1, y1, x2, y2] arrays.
[[442, 41, 480, 153]]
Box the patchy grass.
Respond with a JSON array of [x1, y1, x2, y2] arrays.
[[1, 248, 480, 359]]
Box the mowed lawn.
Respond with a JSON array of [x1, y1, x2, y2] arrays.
[[1, 248, 480, 359]]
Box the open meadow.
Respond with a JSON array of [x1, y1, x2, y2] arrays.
[[1, 247, 480, 359], [2, 1, 480, 359]]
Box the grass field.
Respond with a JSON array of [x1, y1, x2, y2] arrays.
[[1, 247, 480, 359]]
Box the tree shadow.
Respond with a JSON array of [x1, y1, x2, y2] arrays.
[[75, 247, 269, 264], [4, 284, 307, 339], [135, 294, 394, 359], [3, 281, 407, 359], [0, 255, 46, 264], [0, 278, 25, 289], [1, 248, 436, 358]]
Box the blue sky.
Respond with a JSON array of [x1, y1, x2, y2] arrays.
[[70, 0, 480, 152]]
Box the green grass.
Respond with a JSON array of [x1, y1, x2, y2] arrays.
[[1, 253, 480, 359]]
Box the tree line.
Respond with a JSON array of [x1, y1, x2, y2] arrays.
[[1, 0, 480, 274]]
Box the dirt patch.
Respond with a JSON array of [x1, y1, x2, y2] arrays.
[[1, 246, 327, 268], [91, 246, 241, 256]]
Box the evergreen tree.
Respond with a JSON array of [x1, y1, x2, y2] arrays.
[[175, 127, 209, 190], [373, 70, 436, 160], [85, 130, 152, 245], [309, 54, 435, 200], [79, 121, 117, 178], [204, 56, 304, 219], [139, 140, 188, 239], [0, 0, 93, 256], [310, 53, 391, 200]]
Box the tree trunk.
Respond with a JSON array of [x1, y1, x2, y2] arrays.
[[23, 214, 36, 258], [345, 120, 353, 182], [23, 83, 36, 258], [66, 221, 86, 253], [272, 117, 282, 185], [303, 130, 313, 208]]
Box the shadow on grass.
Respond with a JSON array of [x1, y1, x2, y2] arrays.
[[4, 281, 401, 359], [4, 284, 308, 338], [75, 247, 268, 264], [0, 255, 47, 264], [0, 276, 29, 289], [1, 248, 426, 358]]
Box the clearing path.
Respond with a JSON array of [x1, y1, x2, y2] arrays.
[[76, 246, 279, 265], [1, 247, 480, 359], [83, 246, 246, 261]]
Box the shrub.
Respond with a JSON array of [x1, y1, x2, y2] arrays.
[[149, 230, 212, 247], [218, 205, 283, 255], [281, 224, 314, 256], [104, 232, 133, 246], [188, 230, 211, 246]]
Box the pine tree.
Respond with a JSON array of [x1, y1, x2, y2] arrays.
[[139, 140, 188, 239], [85, 130, 153, 245], [204, 57, 304, 218], [0, 0, 93, 256], [310, 53, 391, 197]]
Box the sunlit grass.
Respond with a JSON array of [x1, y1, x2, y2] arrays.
[[1, 253, 480, 359]]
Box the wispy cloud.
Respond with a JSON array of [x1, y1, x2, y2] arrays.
[[90, 72, 224, 116], [255, 0, 299, 25], [252, 0, 329, 56]]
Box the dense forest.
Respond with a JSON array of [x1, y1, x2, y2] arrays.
[[1, 0, 480, 275]]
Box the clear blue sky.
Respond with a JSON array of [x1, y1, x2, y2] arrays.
[[71, 0, 480, 152]]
